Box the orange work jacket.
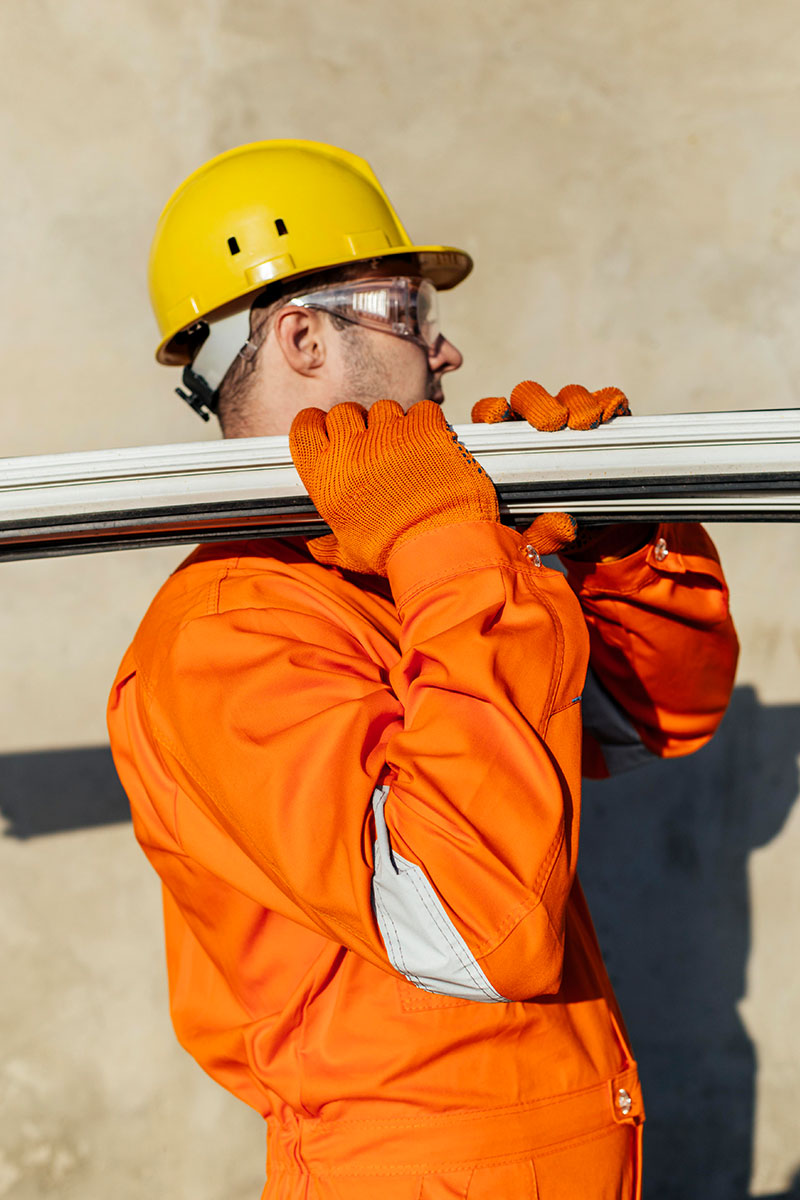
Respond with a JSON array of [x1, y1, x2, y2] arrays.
[[107, 520, 737, 1155]]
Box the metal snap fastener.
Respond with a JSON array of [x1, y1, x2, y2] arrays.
[[617, 1087, 632, 1115], [653, 537, 669, 562], [523, 544, 542, 567]]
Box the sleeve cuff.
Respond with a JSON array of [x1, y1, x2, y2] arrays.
[[387, 521, 525, 609], [561, 521, 726, 594]]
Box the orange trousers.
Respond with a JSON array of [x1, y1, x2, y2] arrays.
[[263, 1067, 643, 1200]]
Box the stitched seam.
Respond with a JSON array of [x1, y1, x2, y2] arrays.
[[404, 865, 489, 992], [372, 794, 410, 977], [270, 1146, 544, 1178], [529, 1122, 631, 1160], [463, 891, 537, 958], [206, 569, 224, 616], [398, 983, 470, 1011], [573, 563, 660, 599], [300, 1078, 621, 1132], [170, 779, 183, 851], [374, 848, 500, 999], [464, 812, 564, 960], [395, 560, 530, 617], [401, 861, 500, 998], [282, 1125, 622, 1177], [372, 884, 408, 977], [521, 575, 565, 731], [532, 816, 565, 897]]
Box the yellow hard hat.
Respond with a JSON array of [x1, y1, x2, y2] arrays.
[[149, 139, 473, 366]]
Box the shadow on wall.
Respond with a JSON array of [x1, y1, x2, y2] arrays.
[[0, 686, 798, 1198], [0, 744, 130, 838], [580, 685, 800, 1200]]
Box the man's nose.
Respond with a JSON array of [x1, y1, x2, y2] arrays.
[[428, 335, 463, 375]]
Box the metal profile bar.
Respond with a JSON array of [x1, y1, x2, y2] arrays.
[[1, 410, 799, 562]]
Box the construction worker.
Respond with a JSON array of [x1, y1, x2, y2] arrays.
[[107, 140, 739, 1199]]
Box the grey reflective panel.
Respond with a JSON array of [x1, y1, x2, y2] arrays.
[[581, 667, 656, 774], [370, 786, 507, 1003]]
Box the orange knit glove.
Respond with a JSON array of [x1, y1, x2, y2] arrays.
[[472, 379, 634, 557], [289, 399, 500, 575], [472, 380, 630, 431]]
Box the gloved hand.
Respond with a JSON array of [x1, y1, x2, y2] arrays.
[[472, 380, 630, 431], [472, 380, 637, 557], [289, 399, 500, 575]]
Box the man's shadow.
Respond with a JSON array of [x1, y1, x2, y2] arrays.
[[0, 744, 130, 838], [580, 685, 800, 1199]]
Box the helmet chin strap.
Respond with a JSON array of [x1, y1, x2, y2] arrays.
[[176, 309, 253, 421]]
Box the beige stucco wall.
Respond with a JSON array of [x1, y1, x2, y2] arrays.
[[1, 2, 799, 1196]]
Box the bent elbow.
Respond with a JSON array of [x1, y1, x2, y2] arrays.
[[477, 904, 566, 1001], [371, 785, 568, 1005]]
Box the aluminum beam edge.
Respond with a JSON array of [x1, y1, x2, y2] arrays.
[[1, 410, 799, 561]]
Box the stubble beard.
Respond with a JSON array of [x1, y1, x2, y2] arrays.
[[335, 327, 437, 410]]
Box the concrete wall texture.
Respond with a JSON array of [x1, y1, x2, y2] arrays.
[[1, 1, 799, 1196]]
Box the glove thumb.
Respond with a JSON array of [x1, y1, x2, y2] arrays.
[[307, 533, 376, 575], [522, 512, 578, 555]]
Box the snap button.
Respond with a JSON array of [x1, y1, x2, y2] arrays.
[[617, 1087, 632, 1116], [522, 543, 541, 567], [653, 537, 669, 562]]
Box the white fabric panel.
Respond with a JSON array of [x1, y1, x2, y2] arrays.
[[191, 310, 252, 392], [370, 786, 507, 1003], [581, 666, 655, 774]]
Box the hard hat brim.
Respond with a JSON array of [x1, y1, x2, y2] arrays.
[[156, 245, 472, 366]]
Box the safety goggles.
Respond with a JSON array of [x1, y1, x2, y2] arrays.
[[287, 277, 440, 350]]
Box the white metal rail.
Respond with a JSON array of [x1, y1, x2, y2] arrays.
[[1, 410, 799, 561]]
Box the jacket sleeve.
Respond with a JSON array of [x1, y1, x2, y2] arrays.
[[560, 522, 739, 778], [114, 522, 590, 1004]]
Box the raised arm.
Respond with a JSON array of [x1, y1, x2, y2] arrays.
[[471, 380, 738, 778], [560, 521, 738, 777], [109, 401, 595, 1008]]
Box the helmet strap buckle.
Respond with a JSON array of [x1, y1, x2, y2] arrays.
[[176, 364, 218, 422]]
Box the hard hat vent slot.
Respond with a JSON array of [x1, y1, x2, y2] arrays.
[[227, 236, 241, 255], [275, 218, 288, 236]]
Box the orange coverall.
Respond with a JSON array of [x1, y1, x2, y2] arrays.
[[107, 518, 738, 1199]]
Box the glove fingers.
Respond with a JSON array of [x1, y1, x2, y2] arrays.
[[472, 396, 513, 424], [404, 398, 444, 432], [367, 398, 406, 429], [325, 401, 368, 439], [472, 380, 632, 435], [557, 384, 600, 431], [523, 512, 578, 555], [593, 386, 631, 421], [510, 380, 567, 432], [289, 407, 330, 474]]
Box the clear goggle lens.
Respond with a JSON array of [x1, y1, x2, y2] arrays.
[[288, 277, 440, 349]]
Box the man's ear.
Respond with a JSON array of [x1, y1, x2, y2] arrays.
[[272, 307, 327, 376]]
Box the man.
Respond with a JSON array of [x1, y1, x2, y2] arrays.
[[108, 139, 738, 1199]]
